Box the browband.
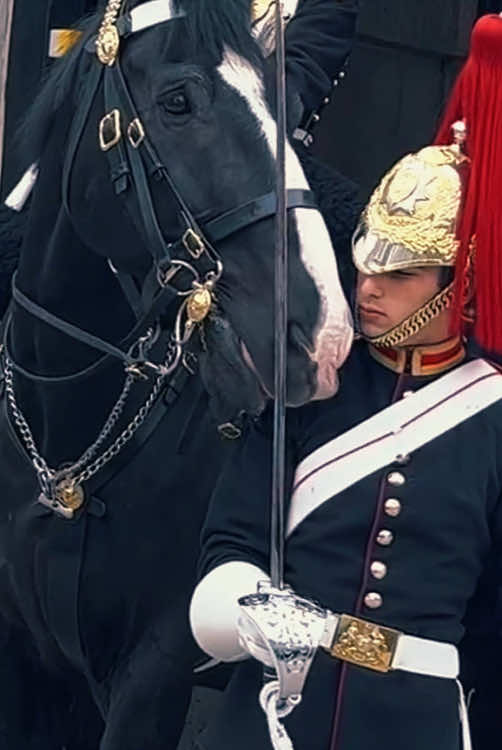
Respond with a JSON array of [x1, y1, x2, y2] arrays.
[[117, 0, 185, 36]]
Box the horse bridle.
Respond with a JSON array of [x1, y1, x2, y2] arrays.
[[1, 0, 316, 516], [7, 0, 314, 381], [7, 0, 317, 384]]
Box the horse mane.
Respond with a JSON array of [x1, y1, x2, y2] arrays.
[[17, 14, 100, 167], [173, 0, 261, 64]]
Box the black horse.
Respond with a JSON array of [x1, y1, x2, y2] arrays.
[[0, 1, 353, 748]]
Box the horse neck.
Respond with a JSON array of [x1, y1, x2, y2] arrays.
[[11, 190, 137, 468]]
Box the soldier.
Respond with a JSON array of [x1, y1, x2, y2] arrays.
[[189, 13, 502, 750]]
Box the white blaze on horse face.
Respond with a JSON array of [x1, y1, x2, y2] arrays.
[[217, 50, 353, 399]]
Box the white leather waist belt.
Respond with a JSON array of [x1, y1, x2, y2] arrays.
[[320, 614, 471, 750]]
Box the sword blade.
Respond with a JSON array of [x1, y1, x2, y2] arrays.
[[270, 0, 288, 591]]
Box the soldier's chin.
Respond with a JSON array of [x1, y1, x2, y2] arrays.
[[358, 318, 392, 341], [359, 322, 386, 339]]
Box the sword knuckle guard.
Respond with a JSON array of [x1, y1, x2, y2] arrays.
[[238, 586, 327, 704]]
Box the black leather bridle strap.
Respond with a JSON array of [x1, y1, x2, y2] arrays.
[[12, 279, 138, 366], [62, 56, 104, 218], [204, 189, 317, 244], [104, 58, 222, 269], [104, 64, 178, 266], [102, 72, 131, 195], [7, 273, 179, 382], [113, 269, 144, 321]]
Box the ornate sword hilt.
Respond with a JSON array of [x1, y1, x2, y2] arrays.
[[238, 583, 328, 709]]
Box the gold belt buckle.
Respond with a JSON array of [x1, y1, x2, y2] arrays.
[[328, 614, 401, 673]]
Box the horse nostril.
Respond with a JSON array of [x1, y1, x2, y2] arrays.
[[289, 322, 314, 355]]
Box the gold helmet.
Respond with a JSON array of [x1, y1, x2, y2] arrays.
[[352, 123, 469, 347]]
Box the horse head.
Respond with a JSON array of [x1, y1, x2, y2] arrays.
[[16, 0, 353, 431]]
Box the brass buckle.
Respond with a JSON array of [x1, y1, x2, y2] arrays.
[[328, 614, 401, 673], [183, 228, 205, 259], [127, 118, 145, 148], [99, 109, 121, 151]]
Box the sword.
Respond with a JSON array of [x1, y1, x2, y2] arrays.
[[270, 0, 288, 593], [238, 6, 329, 749]]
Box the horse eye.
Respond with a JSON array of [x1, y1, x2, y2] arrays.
[[161, 90, 191, 115]]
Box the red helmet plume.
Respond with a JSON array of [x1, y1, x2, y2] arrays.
[[435, 14, 502, 354]]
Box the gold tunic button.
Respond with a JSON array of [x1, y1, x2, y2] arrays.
[[384, 499, 402, 518], [387, 471, 406, 487], [370, 561, 388, 580], [376, 529, 394, 546], [364, 592, 383, 609]]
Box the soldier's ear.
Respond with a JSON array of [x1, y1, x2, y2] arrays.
[[251, 0, 299, 57]]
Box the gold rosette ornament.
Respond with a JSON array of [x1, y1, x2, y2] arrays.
[[96, 0, 123, 66]]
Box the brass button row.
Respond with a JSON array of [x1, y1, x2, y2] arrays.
[[364, 472, 407, 610]]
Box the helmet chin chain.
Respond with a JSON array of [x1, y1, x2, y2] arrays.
[[359, 281, 455, 348]]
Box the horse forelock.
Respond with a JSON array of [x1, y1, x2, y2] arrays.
[[172, 0, 261, 65]]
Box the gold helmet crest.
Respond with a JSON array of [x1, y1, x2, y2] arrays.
[[352, 123, 469, 348], [353, 131, 468, 276]]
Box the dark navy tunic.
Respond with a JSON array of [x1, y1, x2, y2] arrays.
[[285, 0, 359, 111], [196, 341, 502, 750]]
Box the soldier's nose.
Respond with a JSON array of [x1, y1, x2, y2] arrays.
[[357, 272, 383, 300]]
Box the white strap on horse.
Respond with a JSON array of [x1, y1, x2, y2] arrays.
[[288, 358, 502, 537], [128, 0, 185, 33]]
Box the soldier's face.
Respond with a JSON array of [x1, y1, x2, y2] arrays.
[[356, 267, 451, 346]]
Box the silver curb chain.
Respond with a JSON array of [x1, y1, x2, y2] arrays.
[[0, 257, 219, 512], [2, 336, 179, 500]]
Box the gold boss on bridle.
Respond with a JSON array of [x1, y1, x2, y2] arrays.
[[96, 0, 122, 66]]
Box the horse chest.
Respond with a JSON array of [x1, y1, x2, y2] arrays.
[[0, 390, 230, 682]]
